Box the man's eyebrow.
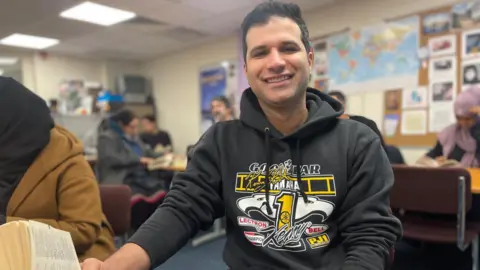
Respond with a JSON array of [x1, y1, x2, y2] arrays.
[[249, 41, 301, 53]]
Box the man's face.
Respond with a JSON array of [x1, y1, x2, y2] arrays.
[[211, 100, 230, 122], [330, 95, 346, 111], [244, 16, 313, 106], [141, 119, 155, 133], [122, 118, 139, 136]]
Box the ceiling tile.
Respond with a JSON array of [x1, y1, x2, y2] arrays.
[[184, 5, 255, 35], [288, 0, 336, 10], [21, 17, 104, 40], [181, 0, 258, 14], [95, 0, 213, 25]]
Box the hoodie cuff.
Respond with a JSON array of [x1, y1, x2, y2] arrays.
[[341, 263, 370, 270]]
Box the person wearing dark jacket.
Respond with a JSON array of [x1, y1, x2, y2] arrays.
[[349, 115, 405, 165], [140, 114, 173, 152], [82, 2, 402, 270], [329, 90, 405, 165], [96, 109, 165, 196]]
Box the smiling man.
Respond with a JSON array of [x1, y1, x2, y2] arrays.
[[82, 2, 401, 270]]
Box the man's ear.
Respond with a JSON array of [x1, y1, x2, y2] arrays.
[[308, 47, 314, 69]]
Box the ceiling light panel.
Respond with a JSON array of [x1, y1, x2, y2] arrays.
[[0, 34, 59, 49], [0, 57, 18, 65], [60, 1, 136, 26]]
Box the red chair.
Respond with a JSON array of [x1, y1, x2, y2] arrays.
[[391, 165, 479, 270], [130, 190, 167, 229], [99, 184, 132, 244]]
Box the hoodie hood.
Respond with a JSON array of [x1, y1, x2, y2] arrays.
[[240, 87, 344, 139], [239, 87, 344, 215], [0, 76, 54, 220], [28, 125, 85, 181]]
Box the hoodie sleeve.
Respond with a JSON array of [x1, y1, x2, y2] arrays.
[[339, 136, 402, 270], [128, 126, 224, 267], [97, 134, 140, 167]]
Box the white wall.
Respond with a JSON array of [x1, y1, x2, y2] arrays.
[[143, 36, 237, 153], [0, 52, 143, 100], [31, 54, 104, 100], [146, 0, 465, 162], [103, 59, 144, 91]]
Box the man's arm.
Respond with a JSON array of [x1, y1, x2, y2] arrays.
[[425, 140, 443, 159], [104, 126, 224, 269], [339, 136, 402, 270]]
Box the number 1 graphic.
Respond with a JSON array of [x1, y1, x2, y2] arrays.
[[274, 191, 297, 231]]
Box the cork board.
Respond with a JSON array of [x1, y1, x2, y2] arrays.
[[384, 5, 464, 147]]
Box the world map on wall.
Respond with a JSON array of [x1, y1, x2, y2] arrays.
[[327, 16, 420, 85]]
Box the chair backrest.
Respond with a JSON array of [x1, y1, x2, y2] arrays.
[[99, 184, 132, 236], [390, 165, 472, 214]]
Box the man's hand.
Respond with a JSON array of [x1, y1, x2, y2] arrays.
[[140, 157, 154, 165], [81, 243, 151, 270], [435, 156, 446, 164], [81, 258, 105, 270]]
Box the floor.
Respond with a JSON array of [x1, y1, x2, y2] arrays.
[[154, 238, 473, 270]]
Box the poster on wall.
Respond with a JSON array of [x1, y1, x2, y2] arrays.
[[59, 79, 97, 115], [327, 16, 419, 86], [200, 61, 237, 133], [462, 57, 480, 91], [451, 2, 480, 29]]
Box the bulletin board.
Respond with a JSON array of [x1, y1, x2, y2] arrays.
[[384, 4, 476, 147]]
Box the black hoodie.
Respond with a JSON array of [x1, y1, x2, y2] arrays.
[[129, 88, 402, 270]]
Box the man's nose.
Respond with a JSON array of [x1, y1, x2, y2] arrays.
[[266, 49, 286, 73]]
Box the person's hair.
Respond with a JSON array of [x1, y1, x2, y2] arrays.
[[328, 90, 346, 104], [49, 99, 58, 107], [142, 114, 156, 123], [110, 109, 136, 126], [349, 115, 386, 148], [241, 1, 311, 62], [212, 95, 232, 109]]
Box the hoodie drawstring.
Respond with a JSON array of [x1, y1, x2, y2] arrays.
[[264, 128, 273, 215], [295, 139, 308, 204], [263, 128, 308, 216]]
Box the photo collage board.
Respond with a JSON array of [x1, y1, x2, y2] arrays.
[[383, 1, 480, 147]]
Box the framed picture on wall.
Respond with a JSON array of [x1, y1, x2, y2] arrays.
[[462, 29, 480, 58], [428, 35, 456, 57]]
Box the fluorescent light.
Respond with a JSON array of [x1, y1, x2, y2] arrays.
[[0, 34, 59, 49], [0, 57, 18, 65], [60, 2, 136, 26]]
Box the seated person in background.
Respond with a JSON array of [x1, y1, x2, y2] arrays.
[[140, 114, 172, 153], [0, 77, 115, 261], [211, 95, 235, 122], [421, 87, 480, 167], [350, 115, 405, 165], [96, 109, 165, 196], [329, 90, 405, 164], [327, 90, 349, 119]]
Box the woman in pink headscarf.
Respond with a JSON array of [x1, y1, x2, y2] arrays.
[[424, 87, 480, 167]]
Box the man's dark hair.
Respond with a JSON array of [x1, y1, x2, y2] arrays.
[[142, 114, 156, 123], [328, 90, 346, 104], [212, 95, 232, 109], [241, 1, 311, 62], [49, 99, 58, 107], [110, 109, 136, 126]]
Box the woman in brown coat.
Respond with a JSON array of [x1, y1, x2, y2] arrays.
[[0, 76, 116, 261]]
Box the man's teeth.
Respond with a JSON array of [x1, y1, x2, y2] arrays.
[[267, 75, 290, 83]]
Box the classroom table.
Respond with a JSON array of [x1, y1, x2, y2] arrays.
[[467, 168, 480, 194], [148, 164, 186, 172]]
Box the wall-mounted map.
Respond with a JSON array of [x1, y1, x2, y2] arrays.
[[327, 16, 420, 85]]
